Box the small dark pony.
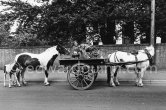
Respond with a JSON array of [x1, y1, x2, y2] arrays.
[[9, 45, 70, 87]]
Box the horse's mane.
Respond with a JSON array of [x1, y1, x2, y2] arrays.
[[41, 46, 57, 54], [45, 46, 57, 52]]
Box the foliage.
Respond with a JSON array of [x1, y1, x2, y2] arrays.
[[0, 20, 10, 46], [1, 0, 166, 46]]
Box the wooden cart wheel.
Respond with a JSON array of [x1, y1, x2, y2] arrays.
[[67, 63, 95, 90]]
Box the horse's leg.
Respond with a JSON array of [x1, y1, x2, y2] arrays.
[[16, 71, 20, 82], [109, 66, 116, 87], [114, 67, 120, 86], [135, 72, 139, 86], [94, 65, 98, 81], [134, 67, 139, 86], [4, 73, 6, 87], [14, 72, 21, 87], [9, 73, 12, 88], [44, 70, 50, 86], [107, 66, 111, 84], [137, 68, 146, 87], [12, 74, 16, 86], [20, 68, 27, 85]]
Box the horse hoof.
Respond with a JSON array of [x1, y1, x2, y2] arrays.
[[23, 82, 28, 85], [22, 84, 26, 86], [109, 83, 116, 87], [22, 82, 28, 86], [137, 83, 143, 87], [17, 85, 21, 87], [135, 83, 138, 86], [115, 82, 120, 86], [44, 83, 50, 86]]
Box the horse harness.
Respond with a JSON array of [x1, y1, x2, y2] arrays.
[[144, 49, 153, 65], [131, 49, 153, 66], [131, 49, 153, 65], [111, 49, 152, 67]]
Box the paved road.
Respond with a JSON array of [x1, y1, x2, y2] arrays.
[[0, 81, 166, 110]]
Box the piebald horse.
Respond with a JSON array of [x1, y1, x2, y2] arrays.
[[107, 45, 154, 87], [9, 45, 69, 87]]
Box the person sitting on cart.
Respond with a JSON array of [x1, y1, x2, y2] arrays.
[[71, 41, 81, 58], [71, 40, 100, 59]]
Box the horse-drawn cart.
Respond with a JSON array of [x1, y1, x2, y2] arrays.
[[59, 58, 138, 90], [59, 57, 151, 90], [59, 44, 153, 90], [59, 58, 106, 90]]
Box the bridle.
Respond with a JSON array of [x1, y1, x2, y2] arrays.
[[57, 43, 70, 54]]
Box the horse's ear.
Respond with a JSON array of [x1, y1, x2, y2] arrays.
[[150, 44, 153, 47], [149, 45, 154, 50], [55, 45, 58, 49]]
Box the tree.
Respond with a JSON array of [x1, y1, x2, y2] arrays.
[[155, 0, 166, 43], [1, 0, 166, 46], [0, 20, 10, 46]]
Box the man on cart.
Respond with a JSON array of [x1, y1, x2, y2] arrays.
[[71, 40, 101, 59]]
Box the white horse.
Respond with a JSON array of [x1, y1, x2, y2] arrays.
[[9, 45, 69, 87], [4, 63, 21, 88], [107, 45, 155, 87]]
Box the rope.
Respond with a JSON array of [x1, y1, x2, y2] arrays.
[[106, 59, 149, 66]]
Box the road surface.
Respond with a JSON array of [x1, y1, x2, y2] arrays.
[[0, 81, 166, 110]]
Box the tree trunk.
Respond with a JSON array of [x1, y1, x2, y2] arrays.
[[100, 18, 116, 45], [122, 21, 134, 44], [140, 30, 150, 44]]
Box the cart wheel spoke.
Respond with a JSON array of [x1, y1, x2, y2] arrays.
[[74, 80, 79, 87], [84, 76, 92, 81], [80, 80, 84, 88], [83, 79, 88, 86], [70, 77, 77, 82], [70, 71, 79, 76], [84, 74, 94, 81]]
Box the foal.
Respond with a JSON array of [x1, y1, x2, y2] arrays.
[[4, 63, 21, 88]]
